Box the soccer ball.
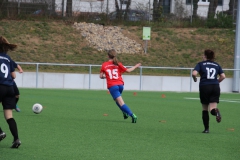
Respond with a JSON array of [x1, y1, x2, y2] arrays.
[[32, 103, 43, 114]]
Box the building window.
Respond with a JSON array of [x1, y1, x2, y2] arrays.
[[120, 0, 128, 5], [186, 0, 191, 5], [199, 0, 223, 5], [218, 0, 223, 6]]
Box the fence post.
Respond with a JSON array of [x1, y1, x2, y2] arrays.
[[190, 69, 193, 92], [17, 0, 20, 15], [190, 0, 193, 24], [62, 0, 65, 17], [233, 0, 240, 92], [89, 65, 92, 90], [36, 63, 39, 88], [140, 67, 142, 90]]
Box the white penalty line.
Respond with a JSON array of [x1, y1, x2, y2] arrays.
[[184, 97, 240, 103]]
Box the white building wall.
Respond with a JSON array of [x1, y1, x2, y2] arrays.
[[54, 0, 230, 18]]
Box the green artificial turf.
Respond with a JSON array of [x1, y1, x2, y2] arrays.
[[0, 89, 239, 160]]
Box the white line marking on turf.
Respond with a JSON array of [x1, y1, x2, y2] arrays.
[[184, 97, 199, 100], [184, 97, 240, 103], [220, 100, 240, 103]]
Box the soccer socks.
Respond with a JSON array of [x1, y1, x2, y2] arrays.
[[120, 104, 133, 117], [116, 102, 121, 109], [116, 102, 126, 115], [7, 118, 19, 141], [210, 109, 216, 116], [0, 127, 3, 133], [16, 97, 19, 104], [202, 111, 209, 130]]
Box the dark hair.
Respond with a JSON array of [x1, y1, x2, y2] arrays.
[[108, 49, 119, 65], [0, 36, 17, 53], [204, 49, 215, 61]]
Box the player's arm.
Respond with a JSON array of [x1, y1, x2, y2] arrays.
[[218, 73, 225, 83], [99, 72, 106, 79], [17, 64, 23, 73], [11, 71, 16, 79], [125, 63, 141, 73], [192, 70, 198, 82]]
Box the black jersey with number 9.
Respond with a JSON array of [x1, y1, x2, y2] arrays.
[[0, 53, 15, 86]]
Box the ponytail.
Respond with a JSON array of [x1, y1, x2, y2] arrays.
[[108, 49, 119, 65], [0, 36, 17, 53]]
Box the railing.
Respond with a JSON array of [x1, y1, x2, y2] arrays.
[[16, 62, 240, 92]]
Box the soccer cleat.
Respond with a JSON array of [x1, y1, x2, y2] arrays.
[[202, 129, 209, 133], [123, 112, 129, 119], [11, 139, 21, 148], [132, 114, 137, 123], [215, 108, 221, 123], [15, 105, 21, 112], [0, 132, 6, 142]]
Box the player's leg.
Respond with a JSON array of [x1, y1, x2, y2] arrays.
[[202, 104, 209, 133], [0, 127, 7, 142], [109, 85, 128, 118], [115, 101, 128, 119], [0, 85, 7, 141], [200, 85, 210, 133], [209, 85, 221, 123], [109, 85, 137, 123], [4, 109, 21, 148], [13, 82, 20, 112], [3, 86, 21, 148], [116, 85, 129, 119], [115, 96, 137, 123]]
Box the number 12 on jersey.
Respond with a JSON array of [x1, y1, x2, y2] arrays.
[[206, 67, 216, 79]]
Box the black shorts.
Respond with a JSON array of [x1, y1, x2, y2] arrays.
[[13, 81, 20, 96], [199, 84, 220, 104], [0, 84, 16, 110]]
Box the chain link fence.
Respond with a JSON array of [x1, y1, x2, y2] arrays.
[[0, 0, 238, 28]]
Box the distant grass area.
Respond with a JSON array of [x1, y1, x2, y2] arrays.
[[0, 89, 239, 159], [0, 20, 236, 75]]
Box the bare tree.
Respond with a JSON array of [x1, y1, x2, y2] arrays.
[[193, 0, 199, 17], [174, 0, 188, 18], [66, 0, 73, 17], [227, 0, 234, 15], [153, 0, 163, 22], [208, 0, 218, 18], [124, 0, 132, 20], [115, 0, 121, 19], [226, 0, 238, 15]]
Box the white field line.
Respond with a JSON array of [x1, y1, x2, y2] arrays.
[[184, 97, 240, 103]]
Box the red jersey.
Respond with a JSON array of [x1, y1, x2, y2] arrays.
[[100, 61, 127, 88]]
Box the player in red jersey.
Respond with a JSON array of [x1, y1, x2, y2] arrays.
[[100, 49, 141, 123]]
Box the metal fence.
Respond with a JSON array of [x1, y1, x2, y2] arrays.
[[16, 62, 240, 92], [0, 0, 238, 27]]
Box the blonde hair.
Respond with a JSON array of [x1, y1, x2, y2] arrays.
[[0, 36, 17, 53], [108, 49, 119, 65]]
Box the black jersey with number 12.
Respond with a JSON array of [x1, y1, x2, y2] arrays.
[[193, 60, 224, 86]]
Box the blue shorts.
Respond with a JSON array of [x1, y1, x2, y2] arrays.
[[108, 85, 124, 100]]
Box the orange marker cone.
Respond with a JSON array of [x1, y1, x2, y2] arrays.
[[133, 92, 137, 96], [161, 94, 166, 98], [227, 128, 235, 131], [159, 120, 167, 123]]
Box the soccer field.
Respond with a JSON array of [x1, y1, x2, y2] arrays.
[[0, 89, 239, 160]]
